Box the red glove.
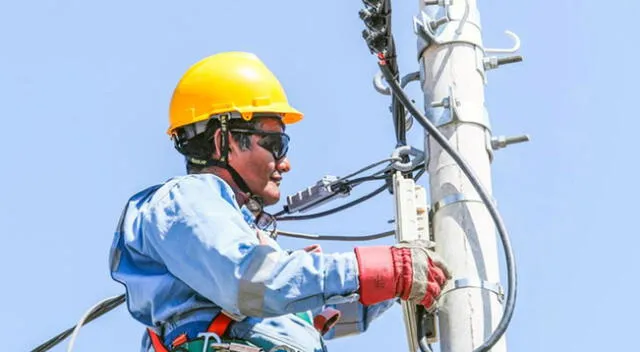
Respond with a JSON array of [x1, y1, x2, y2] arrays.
[[354, 240, 450, 310]]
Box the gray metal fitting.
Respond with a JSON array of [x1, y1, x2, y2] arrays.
[[491, 134, 530, 150], [483, 55, 524, 71], [390, 145, 426, 172], [423, 0, 452, 6]]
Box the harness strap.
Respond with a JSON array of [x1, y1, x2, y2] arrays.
[[147, 327, 169, 352], [206, 312, 233, 337], [148, 313, 234, 352]]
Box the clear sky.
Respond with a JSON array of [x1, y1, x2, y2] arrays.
[[1, 1, 637, 351]]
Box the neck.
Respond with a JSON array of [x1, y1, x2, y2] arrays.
[[199, 166, 250, 206]]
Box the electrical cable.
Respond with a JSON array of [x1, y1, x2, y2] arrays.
[[379, 61, 517, 352], [276, 168, 425, 222], [417, 307, 433, 352], [276, 229, 394, 242], [275, 183, 387, 221], [339, 157, 401, 180], [272, 156, 406, 218], [66, 294, 124, 352], [31, 294, 125, 352]]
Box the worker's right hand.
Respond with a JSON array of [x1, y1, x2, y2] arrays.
[[354, 240, 450, 311]]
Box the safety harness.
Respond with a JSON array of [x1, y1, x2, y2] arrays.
[[147, 313, 261, 352], [147, 312, 324, 352]]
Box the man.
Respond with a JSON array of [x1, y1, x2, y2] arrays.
[[109, 51, 450, 352]]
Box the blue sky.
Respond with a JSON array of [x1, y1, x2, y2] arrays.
[[1, 1, 637, 351]]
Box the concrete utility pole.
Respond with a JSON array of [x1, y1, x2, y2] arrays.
[[413, 1, 523, 351]]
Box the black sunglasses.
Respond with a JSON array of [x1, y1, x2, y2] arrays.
[[231, 129, 290, 160]]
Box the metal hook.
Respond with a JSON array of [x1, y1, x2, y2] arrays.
[[373, 71, 391, 95], [484, 30, 520, 53], [373, 71, 421, 132]]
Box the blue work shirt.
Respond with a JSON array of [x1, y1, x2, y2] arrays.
[[109, 174, 394, 352]]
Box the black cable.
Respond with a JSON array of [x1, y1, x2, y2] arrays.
[[276, 183, 387, 221], [271, 157, 405, 218], [417, 308, 434, 352], [379, 61, 517, 352], [339, 157, 401, 180], [31, 294, 126, 352], [277, 229, 394, 242], [276, 168, 424, 222], [383, 0, 406, 146], [343, 173, 388, 186]]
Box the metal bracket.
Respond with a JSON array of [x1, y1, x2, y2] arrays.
[[427, 86, 491, 130], [441, 278, 505, 304], [414, 5, 483, 57]]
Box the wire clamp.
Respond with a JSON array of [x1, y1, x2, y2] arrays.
[[390, 145, 425, 172]]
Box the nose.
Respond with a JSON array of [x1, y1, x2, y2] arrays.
[[277, 157, 291, 173]]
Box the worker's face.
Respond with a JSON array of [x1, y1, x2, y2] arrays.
[[229, 117, 291, 205]]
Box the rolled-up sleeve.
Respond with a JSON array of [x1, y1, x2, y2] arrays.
[[139, 176, 360, 317]]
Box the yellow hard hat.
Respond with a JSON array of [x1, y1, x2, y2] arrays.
[[168, 52, 303, 136]]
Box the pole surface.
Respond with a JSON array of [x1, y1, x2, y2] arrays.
[[416, 1, 507, 351]]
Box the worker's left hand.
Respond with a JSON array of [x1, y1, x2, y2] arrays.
[[354, 239, 451, 311]]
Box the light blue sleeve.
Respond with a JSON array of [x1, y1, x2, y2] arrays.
[[322, 299, 396, 340], [138, 175, 361, 317]]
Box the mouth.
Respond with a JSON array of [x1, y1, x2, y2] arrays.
[[270, 176, 282, 186]]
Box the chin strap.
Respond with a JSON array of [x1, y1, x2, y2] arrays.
[[181, 114, 278, 232], [186, 114, 267, 217]]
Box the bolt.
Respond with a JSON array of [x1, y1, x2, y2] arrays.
[[491, 134, 530, 150], [483, 55, 523, 71], [431, 97, 450, 108]]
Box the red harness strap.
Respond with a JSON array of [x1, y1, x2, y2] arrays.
[[206, 312, 233, 336], [148, 313, 234, 351]]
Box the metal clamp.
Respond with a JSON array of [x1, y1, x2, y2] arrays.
[[432, 193, 485, 212], [414, 6, 483, 56], [441, 278, 505, 303], [390, 145, 426, 172], [427, 86, 491, 130]]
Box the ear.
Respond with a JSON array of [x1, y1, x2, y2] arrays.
[[212, 129, 237, 161], [211, 129, 223, 159]]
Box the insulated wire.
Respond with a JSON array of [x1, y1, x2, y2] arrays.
[[272, 156, 405, 218], [31, 294, 125, 352], [277, 229, 394, 242], [276, 168, 425, 222], [340, 157, 401, 180], [275, 183, 387, 221], [417, 306, 434, 352], [379, 61, 517, 352], [66, 295, 123, 352]]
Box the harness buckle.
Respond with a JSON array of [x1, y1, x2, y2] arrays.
[[212, 342, 264, 352], [197, 333, 263, 352], [196, 332, 222, 352]]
